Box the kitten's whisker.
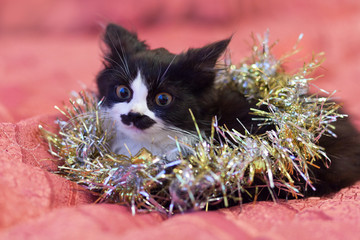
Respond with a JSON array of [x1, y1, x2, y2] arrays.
[[119, 44, 131, 79], [101, 66, 129, 81], [156, 65, 162, 87], [107, 33, 132, 80], [114, 31, 131, 79], [166, 135, 197, 155], [162, 126, 200, 144], [103, 57, 132, 82], [103, 56, 124, 69], [159, 55, 177, 86]]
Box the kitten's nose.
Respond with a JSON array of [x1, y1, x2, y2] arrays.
[[120, 112, 156, 130]]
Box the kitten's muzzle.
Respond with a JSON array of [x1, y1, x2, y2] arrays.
[[120, 112, 156, 130]]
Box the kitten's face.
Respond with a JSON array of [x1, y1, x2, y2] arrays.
[[96, 24, 230, 145]]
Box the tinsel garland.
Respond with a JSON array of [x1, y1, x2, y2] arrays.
[[40, 33, 345, 216]]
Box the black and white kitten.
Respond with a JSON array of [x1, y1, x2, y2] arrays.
[[96, 24, 258, 158], [97, 23, 360, 197]]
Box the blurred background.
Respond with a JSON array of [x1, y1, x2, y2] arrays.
[[1, 0, 360, 123]]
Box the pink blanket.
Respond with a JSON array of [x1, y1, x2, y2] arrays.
[[1, 0, 360, 239]]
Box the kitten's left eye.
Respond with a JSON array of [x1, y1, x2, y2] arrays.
[[116, 85, 132, 101], [155, 93, 173, 106]]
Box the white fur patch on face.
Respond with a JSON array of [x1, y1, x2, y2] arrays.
[[108, 71, 156, 135], [128, 72, 156, 119]]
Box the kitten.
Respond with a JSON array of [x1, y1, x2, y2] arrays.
[[96, 23, 259, 158], [96, 23, 360, 197]]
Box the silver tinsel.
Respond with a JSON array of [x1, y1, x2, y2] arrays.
[[40, 33, 346, 216]]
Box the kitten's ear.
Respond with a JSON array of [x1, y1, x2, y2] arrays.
[[103, 23, 148, 59], [178, 38, 230, 92], [183, 38, 231, 70]]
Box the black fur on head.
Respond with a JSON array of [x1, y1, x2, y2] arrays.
[[103, 23, 149, 61], [96, 23, 230, 131]]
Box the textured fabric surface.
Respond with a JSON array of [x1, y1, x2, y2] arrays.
[[1, 0, 360, 239]]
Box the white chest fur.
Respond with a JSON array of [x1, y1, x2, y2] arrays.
[[111, 131, 179, 158]]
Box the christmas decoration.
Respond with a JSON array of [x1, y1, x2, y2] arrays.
[[40, 33, 345, 216]]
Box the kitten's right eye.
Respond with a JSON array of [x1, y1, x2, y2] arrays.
[[115, 85, 131, 100], [155, 92, 173, 106]]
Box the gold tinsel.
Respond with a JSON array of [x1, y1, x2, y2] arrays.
[[39, 33, 346, 216]]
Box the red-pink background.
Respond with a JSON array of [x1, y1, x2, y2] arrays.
[[1, 0, 360, 239]]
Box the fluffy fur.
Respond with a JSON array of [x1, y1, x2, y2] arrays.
[[96, 23, 360, 197], [96, 23, 260, 158]]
